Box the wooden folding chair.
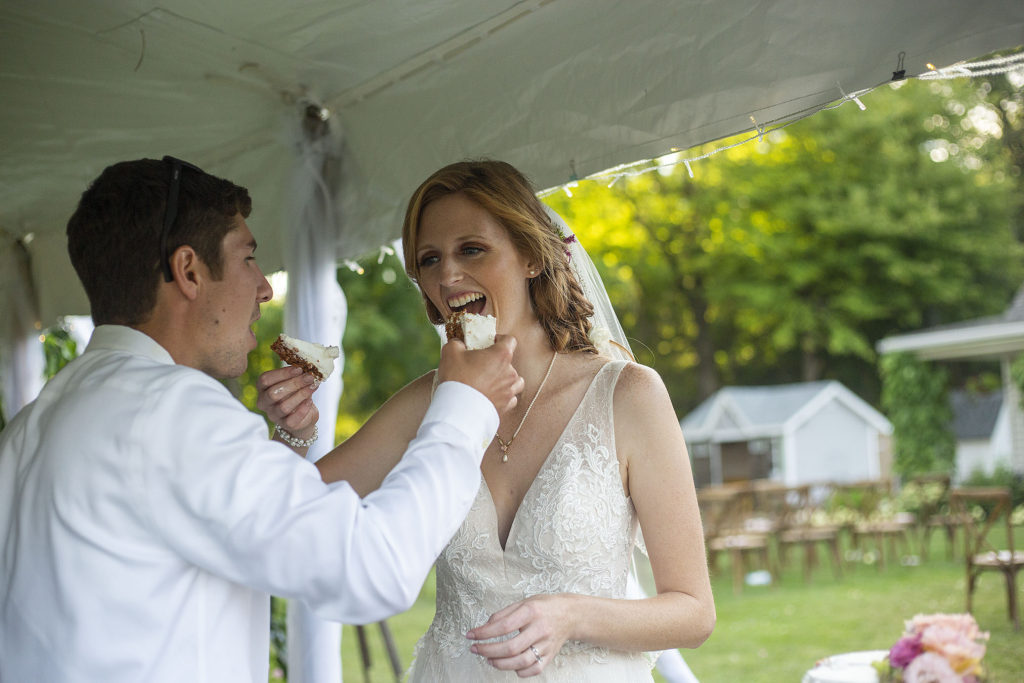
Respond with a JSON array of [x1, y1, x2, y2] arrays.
[[836, 479, 913, 570], [698, 485, 773, 595], [950, 487, 1024, 630], [908, 473, 967, 560], [775, 484, 843, 582]]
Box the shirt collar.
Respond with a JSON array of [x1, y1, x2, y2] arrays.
[[85, 325, 176, 366]]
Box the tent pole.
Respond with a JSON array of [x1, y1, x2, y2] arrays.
[[283, 102, 347, 683], [0, 237, 45, 424]]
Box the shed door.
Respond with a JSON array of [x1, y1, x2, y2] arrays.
[[720, 441, 771, 483]]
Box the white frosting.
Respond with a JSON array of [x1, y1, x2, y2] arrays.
[[278, 333, 340, 380], [461, 313, 496, 350]]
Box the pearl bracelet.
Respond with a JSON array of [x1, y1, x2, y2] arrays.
[[275, 424, 318, 448]]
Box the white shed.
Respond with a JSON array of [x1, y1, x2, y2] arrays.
[[680, 381, 893, 488]]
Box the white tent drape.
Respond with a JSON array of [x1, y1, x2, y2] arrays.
[[0, 239, 45, 423], [0, 336, 44, 424], [282, 105, 348, 683]]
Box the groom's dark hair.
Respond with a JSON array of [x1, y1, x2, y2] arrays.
[[67, 158, 250, 325]]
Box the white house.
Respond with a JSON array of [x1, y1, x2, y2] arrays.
[[949, 389, 1014, 479], [877, 283, 1024, 477], [680, 381, 893, 488]]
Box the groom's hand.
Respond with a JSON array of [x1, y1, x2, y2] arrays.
[[438, 334, 523, 416]]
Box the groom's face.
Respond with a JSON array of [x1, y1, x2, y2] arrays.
[[189, 215, 273, 379]]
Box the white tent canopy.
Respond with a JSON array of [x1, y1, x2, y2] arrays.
[[3, 0, 1024, 331], [3, 3, 1023, 680]]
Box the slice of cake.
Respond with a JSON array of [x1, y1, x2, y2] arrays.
[[270, 334, 340, 382], [444, 311, 496, 350]]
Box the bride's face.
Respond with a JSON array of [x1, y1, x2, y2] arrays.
[[415, 192, 535, 331]]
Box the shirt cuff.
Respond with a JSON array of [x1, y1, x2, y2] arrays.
[[427, 381, 499, 456]]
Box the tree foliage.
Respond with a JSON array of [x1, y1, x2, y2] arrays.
[[42, 324, 79, 379], [333, 256, 440, 437], [546, 74, 1024, 415], [879, 352, 956, 475]]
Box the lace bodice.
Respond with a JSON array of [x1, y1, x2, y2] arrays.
[[407, 361, 654, 682]]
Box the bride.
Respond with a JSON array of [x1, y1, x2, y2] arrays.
[[265, 159, 714, 680]]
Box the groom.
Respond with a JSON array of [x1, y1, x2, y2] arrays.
[[0, 157, 523, 682]]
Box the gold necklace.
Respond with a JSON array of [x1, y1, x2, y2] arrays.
[[494, 350, 557, 462]]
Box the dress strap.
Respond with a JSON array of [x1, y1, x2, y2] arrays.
[[601, 360, 647, 556]]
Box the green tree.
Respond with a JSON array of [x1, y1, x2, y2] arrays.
[[42, 323, 79, 378], [546, 151, 756, 403], [334, 254, 440, 437], [879, 351, 956, 475], [548, 74, 1024, 414], [736, 77, 1021, 379]]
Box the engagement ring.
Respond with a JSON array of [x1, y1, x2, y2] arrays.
[[529, 645, 543, 663]]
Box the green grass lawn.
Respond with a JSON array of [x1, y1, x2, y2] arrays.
[[280, 530, 1023, 682]]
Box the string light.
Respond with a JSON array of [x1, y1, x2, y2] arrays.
[[919, 50, 1024, 80], [538, 48, 1023, 196]]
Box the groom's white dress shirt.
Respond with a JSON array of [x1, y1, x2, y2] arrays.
[[0, 325, 497, 683]]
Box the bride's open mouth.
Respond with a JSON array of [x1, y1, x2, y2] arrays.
[[447, 292, 487, 317]]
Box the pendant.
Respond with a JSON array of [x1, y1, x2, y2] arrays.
[[496, 438, 510, 462]]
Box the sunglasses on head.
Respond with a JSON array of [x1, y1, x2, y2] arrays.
[[160, 155, 204, 282]]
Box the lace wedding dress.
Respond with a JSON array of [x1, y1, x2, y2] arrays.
[[407, 361, 655, 682]]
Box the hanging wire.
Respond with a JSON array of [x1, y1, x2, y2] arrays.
[[539, 48, 1024, 194]]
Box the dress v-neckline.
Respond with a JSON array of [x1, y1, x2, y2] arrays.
[[481, 361, 616, 553]]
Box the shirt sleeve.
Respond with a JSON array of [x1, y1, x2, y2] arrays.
[[137, 372, 497, 624]]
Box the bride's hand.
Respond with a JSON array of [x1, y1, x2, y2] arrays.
[[466, 594, 572, 677], [255, 365, 319, 444]]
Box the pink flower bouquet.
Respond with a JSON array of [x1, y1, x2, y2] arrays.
[[874, 613, 989, 682]]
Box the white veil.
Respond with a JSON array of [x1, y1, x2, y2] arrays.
[[543, 205, 652, 567], [542, 204, 634, 363]]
